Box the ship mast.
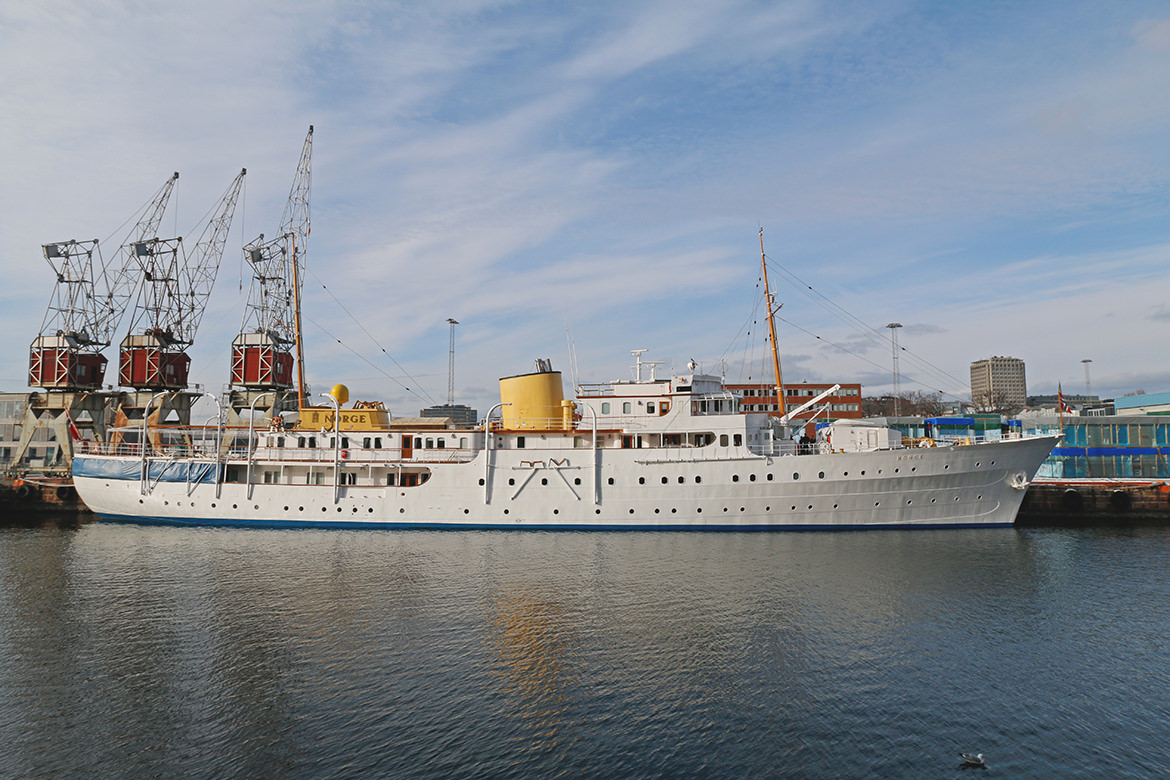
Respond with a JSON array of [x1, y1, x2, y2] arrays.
[[759, 228, 786, 416]]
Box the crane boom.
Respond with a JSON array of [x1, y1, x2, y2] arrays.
[[119, 169, 246, 390]]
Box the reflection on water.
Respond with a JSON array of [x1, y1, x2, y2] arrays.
[[2, 521, 1170, 779]]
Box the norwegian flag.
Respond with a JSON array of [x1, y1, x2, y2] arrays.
[[1058, 384, 1072, 414], [65, 412, 81, 441]]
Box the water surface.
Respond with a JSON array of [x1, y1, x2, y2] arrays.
[[2, 517, 1168, 778]]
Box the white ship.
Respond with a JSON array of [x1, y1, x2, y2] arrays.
[[68, 136, 1056, 529], [72, 355, 1058, 529]]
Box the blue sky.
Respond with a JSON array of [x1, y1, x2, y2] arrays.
[[2, 0, 1168, 417]]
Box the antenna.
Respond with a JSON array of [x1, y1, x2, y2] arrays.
[[887, 322, 903, 416]]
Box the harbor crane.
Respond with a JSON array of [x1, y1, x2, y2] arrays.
[[227, 127, 312, 427], [15, 173, 181, 472]]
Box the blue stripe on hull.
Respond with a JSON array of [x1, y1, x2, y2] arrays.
[[93, 513, 1014, 532]]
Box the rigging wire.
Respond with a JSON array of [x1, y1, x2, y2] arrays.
[[304, 267, 437, 406], [761, 254, 971, 397], [302, 311, 435, 405]]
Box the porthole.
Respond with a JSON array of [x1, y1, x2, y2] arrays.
[[749, 474, 757, 482], [283, 506, 289, 511], [232, 503, 238, 509], [554, 509, 560, 515], [661, 477, 668, 485], [678, 476, 684, 484], [911, 467, 917, 472], [654, 508, 660, 514], [368, 508, 374, 513], [723, 507, 729, 513], [732, 475, 740, 483], [874, 501, 880, 507], [944, 465, 950, 470], [298, 506, 304, 511], [792, 473, 800, 481], [894, 468, 899, 474], [991, 460, 996, 466], [843, 471, 849, 477], [671, 508, 677, 513], [740, 507, 746, 512], [596, 509, 601, 514], [976, 462, 981, 467], [541, 478, 548, 486], [463, 509, 469, 514], [337, 507, 342, 513], [352, 507, 358, 513], [638, 477, 646, 485], [508, 478, 515, 486], [163, 501, 169, 506], [977, 494, 983, 500], [860, 470, 866, 476], [818, 471, 825, 479], [877, 469, 883, 475], [400, 508, 405, 513], [210, 502, 215, 508], [790, 505, 797, 511], [608, 477, 615, 485], [574, 478, 581, 485], [695, 476, 702, 484], [504, 509, 510, 515], [954, 496, 960, 501], [767, 473, 774, 481], [697, 507, 703, 513], [807, 504, 813, 510], [832, 503, 838, 509], [629, 508, 635, 514], [255, 505, 260, 510], [765, 506, 770, 511], [322, 507, 327, 512], [906, 499, 912, 505], [479, 479, 485, 486], [139, 499, 144, 504], [930, 499, 936, 504]]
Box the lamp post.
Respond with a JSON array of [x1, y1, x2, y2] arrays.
[[320, 392, 340, 503], [886, 323, 903, 416], [246, 392, 275, 500], [1081, 359, 1093, 398]]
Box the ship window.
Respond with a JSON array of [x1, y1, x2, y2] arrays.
[[623, 402, 632, 414], [437, 438, 445, 449], [387, 473, 396, 486], [639, 477, 646, 484], [344, 473, 356, 485], [601, 402, 611, 414], [426, 438, 434, 448], [342, 437, 350, 448], [734, 434, 742, 446], [608, 477, 615, 485], [517, 436, 526, 449], [660, 402, 670, 414], [297, 437, 305, 448], [732, 474, 739, 482], [719, 434, 729, 446], [363, 437, 371, 448], [460, 438, 468, 448], [647, 403, 655, 414], [508, 478, 515, 486], [276, 437, 285, 447], [375, 438, 382, 449]]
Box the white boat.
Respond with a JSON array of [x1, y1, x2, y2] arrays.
[[72, 357, 1058, 529]]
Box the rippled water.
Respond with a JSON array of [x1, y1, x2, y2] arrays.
[[2, 516, 1169, 779]]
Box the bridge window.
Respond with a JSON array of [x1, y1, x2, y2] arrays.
[[646, 403, 655, 414], [623, 402, 632, 414]]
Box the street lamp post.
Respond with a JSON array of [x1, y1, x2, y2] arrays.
[[1081, 359, 1093, 398]]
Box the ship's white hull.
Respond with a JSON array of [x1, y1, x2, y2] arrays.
[[73, 435, 1057, 530]]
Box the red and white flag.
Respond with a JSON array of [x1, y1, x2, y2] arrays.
[[65, 412, 81, 441]]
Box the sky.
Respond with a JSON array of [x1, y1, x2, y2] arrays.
[[2, 0, 1168, 418]]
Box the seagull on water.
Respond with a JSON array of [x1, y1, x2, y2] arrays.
[[958, 752, 987, 768]]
